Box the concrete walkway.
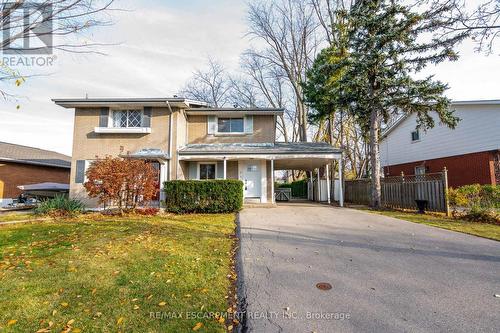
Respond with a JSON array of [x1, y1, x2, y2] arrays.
[[238, 203, 500, 333]]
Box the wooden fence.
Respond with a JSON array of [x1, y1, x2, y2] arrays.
[[344, 170, 450, 214]]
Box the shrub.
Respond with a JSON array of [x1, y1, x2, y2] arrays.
[[164, 180, 243, 214], [448, 184, 499, 223], [276, 179, 308, 198], [84, 157, 158, 211], [35, 195, 85, 217]]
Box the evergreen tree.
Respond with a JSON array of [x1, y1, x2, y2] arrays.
[[306, 0, 466, 207]]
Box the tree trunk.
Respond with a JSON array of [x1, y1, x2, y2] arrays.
[[369, 109, 382, 208]]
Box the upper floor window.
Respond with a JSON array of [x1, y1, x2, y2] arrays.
[[218, 118, 244, 133], [113, 110, 142, 128], [411, 130, 420, 142]]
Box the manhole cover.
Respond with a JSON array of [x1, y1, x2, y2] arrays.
[[316, 282, 332, 290]]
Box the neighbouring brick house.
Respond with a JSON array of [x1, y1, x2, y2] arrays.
[[0, 141, 71, 207], [380, 100, 500, 188]]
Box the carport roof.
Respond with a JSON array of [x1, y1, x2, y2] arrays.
[[178, 142, 341, 155]]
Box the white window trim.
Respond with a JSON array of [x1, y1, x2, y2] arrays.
[[415, 166, 426, 175], [197, 162, 218, 180]]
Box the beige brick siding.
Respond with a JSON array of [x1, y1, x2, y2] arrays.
[[187, 115, 276, 144], [69, 107, 173, 206]]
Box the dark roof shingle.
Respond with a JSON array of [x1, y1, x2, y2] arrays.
[[179, 142, 341, 155], [0, 141, 71, 168]]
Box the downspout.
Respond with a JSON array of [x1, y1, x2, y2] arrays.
[[166, 101, 174, 181]]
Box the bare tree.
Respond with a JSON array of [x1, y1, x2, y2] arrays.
[[458, 0, 500, 54], [247, 0, 321, 142], [0, 0, 116, 97], [240, 50, 294, 142], [181, 58, 231, 107]]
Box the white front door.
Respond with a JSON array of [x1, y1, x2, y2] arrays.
[[242, 161, 261, 198]]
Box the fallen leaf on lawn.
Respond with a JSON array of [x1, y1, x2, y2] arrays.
[[67, 319, 75, 326], [133, 305, 139, 310], [61, 302, 69, 307], [91, 288, 97, 295], [52, 310, 57, 316], [73, 329, 82, 333], [158, 301, 166, 306], [131, 298, 138, 302], [94, 312, 102, 318], [35, 329, 50, 333], [48, 321, 54, 327], [7, 319, 17, 326], [184, 294, 192, 298], [113, 271, 120, 275], [147, 294, 153, 300], [116, 317, 124, 325], [192, 322, 203, 331]]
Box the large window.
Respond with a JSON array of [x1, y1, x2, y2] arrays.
[[199, 163, 216, 180], [113, 110, 143, 128], [218, 118, 244, 133]]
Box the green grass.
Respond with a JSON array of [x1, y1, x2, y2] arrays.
[[0, 213, 37, 223], [360, 208, 500, 241], [0, 214, 237, 332]]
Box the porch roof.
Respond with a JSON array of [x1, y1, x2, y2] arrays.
[[121, 148, 170, 161], [178, 142, 341, 155]]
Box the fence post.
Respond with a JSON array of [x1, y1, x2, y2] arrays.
[[443, 167, 450, 217], [400, 171, 405, 209]]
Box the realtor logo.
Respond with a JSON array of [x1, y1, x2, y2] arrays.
[[1, 2, 53, 54]]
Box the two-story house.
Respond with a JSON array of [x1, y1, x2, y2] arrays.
[[53, 97, 344, 207], [380, 100, 500, 188]]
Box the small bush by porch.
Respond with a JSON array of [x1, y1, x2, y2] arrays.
[[164, 180, 243, 214]]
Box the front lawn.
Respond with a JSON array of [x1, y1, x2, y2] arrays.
[[361, 209, 500, 241], [0, 213, 36, 223], [0, 213, 237, 332]]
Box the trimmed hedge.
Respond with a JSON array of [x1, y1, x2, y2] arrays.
[[276, 179, 308, 198], [164, 179, 243, 214]]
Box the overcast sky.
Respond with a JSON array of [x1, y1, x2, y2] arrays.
[[0, 0, 498, 156]]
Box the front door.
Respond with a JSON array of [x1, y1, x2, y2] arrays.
[[242, 161, 261, 198]]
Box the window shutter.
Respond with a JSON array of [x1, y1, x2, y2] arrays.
[[244, 115, 253, 134], [207, 116, 217, 134], [75, 160, 86, 184], [188, 162, 198, 180], [99, 107, 109, 127], [143, 107, 152, 127]]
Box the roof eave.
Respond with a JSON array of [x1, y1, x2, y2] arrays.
[[52, 98, 208, 109], [0, 157, 71, 169]]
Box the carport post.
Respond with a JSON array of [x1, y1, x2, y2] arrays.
[[316, 168, 320, 202], [339, 157, 344, 207], [271, 159, 275, 204], [326, 163, 331, 204], [223, 158, 227, 179]]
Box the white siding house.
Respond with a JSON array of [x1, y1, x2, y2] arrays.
[[380, 100, 500, 188]]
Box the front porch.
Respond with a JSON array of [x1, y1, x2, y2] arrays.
[[177, 142, 344, 206]]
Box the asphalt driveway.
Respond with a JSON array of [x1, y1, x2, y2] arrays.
[[238, 202, 500, 333]]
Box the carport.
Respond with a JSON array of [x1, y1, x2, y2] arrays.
[[178, 142, 343, 206]]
